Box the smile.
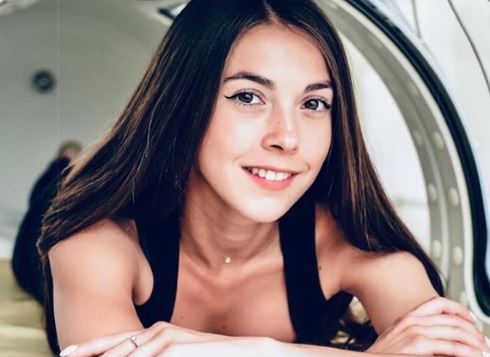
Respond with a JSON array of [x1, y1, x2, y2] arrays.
[[245, 167, 292, 182], [242, 167, 298, 191]]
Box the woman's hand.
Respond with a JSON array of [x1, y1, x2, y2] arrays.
[[366, 296, 490, 357], [59, 321, 281, 357]]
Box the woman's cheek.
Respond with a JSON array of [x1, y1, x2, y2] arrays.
[[304, 124, 331, 163]]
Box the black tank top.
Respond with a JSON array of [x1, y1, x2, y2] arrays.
[[134, 195, 353, 346]]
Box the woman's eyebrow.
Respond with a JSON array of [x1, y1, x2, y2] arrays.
[[304, 81, 332, 93], [223, 71, 332, 92], [224, 71, 275, 89]]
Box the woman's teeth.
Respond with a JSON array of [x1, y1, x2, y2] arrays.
[[247, 167, 292, 181]]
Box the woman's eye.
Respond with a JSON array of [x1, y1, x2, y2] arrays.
[[303, 98, 331, 111], [225, 91, 263, 106]]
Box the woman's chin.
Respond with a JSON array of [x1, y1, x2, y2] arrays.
[[238, 200, 296, 223]]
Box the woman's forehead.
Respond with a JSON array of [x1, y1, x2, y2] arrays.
[[222, 23, 331, 84]]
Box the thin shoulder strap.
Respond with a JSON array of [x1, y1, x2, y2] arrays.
[[279, 195, 354, 344], [134, 212, 180, 326], [279, 194, 329, 342]]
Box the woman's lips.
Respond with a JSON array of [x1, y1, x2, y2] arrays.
[[242, 167, 297, 191]]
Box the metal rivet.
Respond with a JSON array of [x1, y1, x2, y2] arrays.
[[432, 132, 445, 150], [432, 240, 442, 259], [453, 246, 463, 266], [427, 184, 437, 202], [448, 188, 460, 207], [412, 130, 423, 147]]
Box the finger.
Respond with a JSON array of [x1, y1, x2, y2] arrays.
[[127, 327, 215, 356], [64, 330, 138, 357], [404, 314, 487, 349], [126, 328, 179, 357], [423, 338, 485, 357], [100, 328, 164, 357], [409, 297, 476, 325], [99, 338, 139, 357], [412, 324, 488, 353]]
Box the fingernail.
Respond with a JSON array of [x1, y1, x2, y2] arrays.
[[59, 345, 78, 356]]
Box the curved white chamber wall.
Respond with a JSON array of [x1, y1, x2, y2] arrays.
[[323, 0, 490, 331]]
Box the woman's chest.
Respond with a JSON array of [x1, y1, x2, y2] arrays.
[[169, 255, 297, 342]]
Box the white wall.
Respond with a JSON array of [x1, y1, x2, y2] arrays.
[[0, 0, 168, 257]]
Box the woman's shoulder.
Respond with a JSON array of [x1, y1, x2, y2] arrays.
[[49, 217, 140, 255], [314, 204, 420, 297], [48, 217, 142, 291], [48, 217, 147, 347]]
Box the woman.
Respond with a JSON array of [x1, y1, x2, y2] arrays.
[[38, 0, 489, 356]]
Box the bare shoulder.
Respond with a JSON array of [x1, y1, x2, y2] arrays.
[[339, 244, 439, 334], [48, 217, 144, 348], [49, 217, 141, 276], [314, 205, 438, 334], [341, 248, 430, 292]]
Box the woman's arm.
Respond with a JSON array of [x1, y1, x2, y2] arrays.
[[341, 250, 489, 355], [61, 321, 424, 357], [49, 218, 144, 349], [343, 250, 440, 334]]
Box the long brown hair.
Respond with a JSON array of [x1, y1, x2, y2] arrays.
[[38, 0, 444, 353]]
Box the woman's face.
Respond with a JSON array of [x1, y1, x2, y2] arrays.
[[192, 23, 333, 222]]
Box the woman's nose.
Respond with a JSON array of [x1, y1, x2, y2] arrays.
[[261, 108, 299, 153]]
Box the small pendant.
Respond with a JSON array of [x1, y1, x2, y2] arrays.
[[224, 256, 232, 264]]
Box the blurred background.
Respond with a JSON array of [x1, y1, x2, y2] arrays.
[[0, 0, 489, 347]]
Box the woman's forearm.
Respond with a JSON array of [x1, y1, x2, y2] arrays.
[[61, 322, 427, 357], [276, 341, 418, 357]]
